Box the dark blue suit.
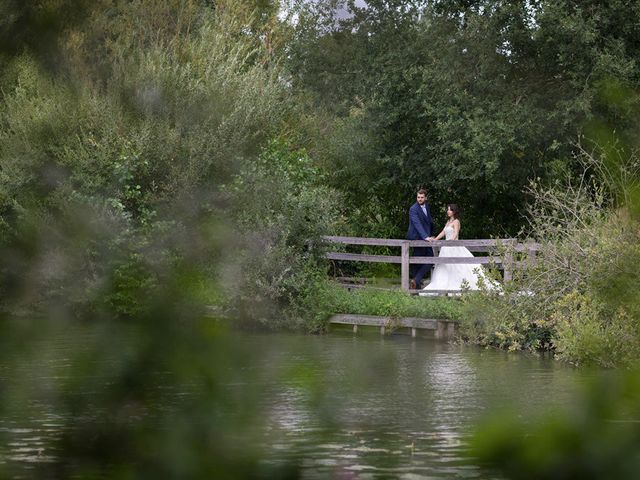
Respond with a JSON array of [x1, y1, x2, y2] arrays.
[[407, 202, 435, 285]]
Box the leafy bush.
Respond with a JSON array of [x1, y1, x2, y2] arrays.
[[459, 147, 640, 367], [0, 3, 290, 318], [220, 139, 345, 328], [553, 292, 640, 368]]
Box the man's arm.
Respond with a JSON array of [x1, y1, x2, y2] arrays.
[[409, 207, 429, 240]]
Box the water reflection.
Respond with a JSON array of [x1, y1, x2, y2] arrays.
[[1, 329, 589, 478], [247, 332, 587, 478]]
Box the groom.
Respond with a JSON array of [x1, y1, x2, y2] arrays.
[[407, 189, 434, 289]]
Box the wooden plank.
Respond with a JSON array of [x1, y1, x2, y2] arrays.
[[406, 239, 512, 247], [321, 236, 530, 249], [409, 289, 464, 295], [322, 236, 538, 287], [322, 236, 406, 247], [514, 242, 542, 252], [325, 252, 402, 263], [333, 284, 468, 295], [409, 256, 502, 265], [335, 283, 401, 291], [464, 246, 500, 252], [322, 235, 541, 251], [325, 252, 502, 265], [330, 314, 446, 330]]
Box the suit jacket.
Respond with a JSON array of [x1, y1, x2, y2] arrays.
[[407, 202, 435, 240]]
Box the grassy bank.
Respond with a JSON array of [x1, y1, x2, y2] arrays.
[[297, 280, 466, 333]]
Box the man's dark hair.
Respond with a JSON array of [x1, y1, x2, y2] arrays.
[[417, 189, 427, 196]]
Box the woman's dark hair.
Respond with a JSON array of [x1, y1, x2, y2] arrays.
[[447, 204, 460, 219]]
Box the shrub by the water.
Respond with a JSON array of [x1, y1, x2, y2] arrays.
[[219, 139, 345, 329], [458, 149, 640, 367]]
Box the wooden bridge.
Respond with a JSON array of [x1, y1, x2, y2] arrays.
[[322, 235, 540, 294], [323, 236, 540, 337]]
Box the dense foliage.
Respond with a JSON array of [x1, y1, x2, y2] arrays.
[[457, 144, 640, 367], [2, 0, 640, 331], [287, 0, 640, 237], [2, 0, 640, 477], [0, 0, 334, 325]]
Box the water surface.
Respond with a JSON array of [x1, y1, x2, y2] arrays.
[[0, 326, 590, 478], [246, 330, 588, 478]]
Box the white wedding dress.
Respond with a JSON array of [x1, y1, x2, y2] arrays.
[[419, 225, 499, 296]]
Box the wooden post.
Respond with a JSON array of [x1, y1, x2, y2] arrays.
[[401, 241, 410, 291], [503, 240, 514, 282], [528, 244, 537, 267], [503, 259, 512, 281], [411, 327, 417, 338], [380, 326, 386, 335], [435, 321, 455, 340], [447, 322, 455, 339], [435, 321, 445, 339], [353, 324, 358, 334]]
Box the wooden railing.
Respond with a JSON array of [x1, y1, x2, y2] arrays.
[[322, 236, 541, 293]]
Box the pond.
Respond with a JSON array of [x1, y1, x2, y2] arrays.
[[0, 324, 591, 478], [245, 329, 590, 478]]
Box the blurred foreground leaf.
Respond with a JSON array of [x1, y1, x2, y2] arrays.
[[471, 371, 640, 479]]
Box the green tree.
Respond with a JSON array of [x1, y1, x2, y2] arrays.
[[287, 0, 640, 237]]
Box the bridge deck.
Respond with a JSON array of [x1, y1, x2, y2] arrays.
[[330, 314, 457, 339]]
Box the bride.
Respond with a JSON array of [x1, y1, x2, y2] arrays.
[[419, 204, 498, 296]]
